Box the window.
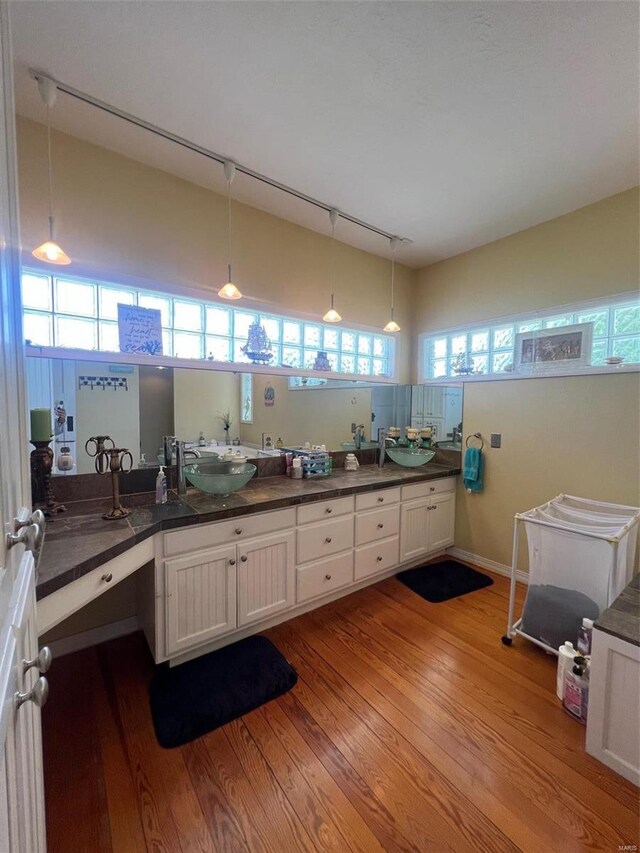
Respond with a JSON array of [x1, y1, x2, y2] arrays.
[[421, 295, 640, 381], [21, 269, 395, 379]]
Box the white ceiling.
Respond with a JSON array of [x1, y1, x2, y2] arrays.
[[9, 1, 639, 268]]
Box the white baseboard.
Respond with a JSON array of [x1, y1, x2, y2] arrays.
[[447, 547, 529, 585], [46, 616, 140, 658]]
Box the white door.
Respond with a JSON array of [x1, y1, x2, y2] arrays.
[[427, 492, 456, 552], [0, 4, 48, 850], [237, 531, 295, 626]]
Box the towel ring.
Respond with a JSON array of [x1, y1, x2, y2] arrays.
[[465, 432, 484, 450]]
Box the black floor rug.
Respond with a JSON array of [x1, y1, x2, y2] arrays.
[[149, 635, 298, 749], [397, 559, 493, 603]]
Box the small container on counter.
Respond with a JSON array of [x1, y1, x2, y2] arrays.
[[291, 458, 303, 479]]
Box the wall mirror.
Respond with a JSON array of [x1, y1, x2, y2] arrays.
[[26, 357, 462, 475]]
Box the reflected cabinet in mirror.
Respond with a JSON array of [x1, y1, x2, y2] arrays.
[[25, 357, 463, 475]]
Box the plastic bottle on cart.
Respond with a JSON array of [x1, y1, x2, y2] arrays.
[[563, 656, 589, 723], [155, 465, 167, 505], [577, 618, 594, 656], [556, 641, 576, 700]]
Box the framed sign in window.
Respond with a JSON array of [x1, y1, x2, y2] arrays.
[[514, 322, 593, 373], [117, 304, 163, 355]]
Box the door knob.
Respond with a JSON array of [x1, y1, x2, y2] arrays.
[[6, 523, 39, 553], [325, 574, 332, 580], [229, 558, 236, 566], [101, 573, 113, 583], [377, 497, 384, 503], [14, 509, 45, 549], [377, 523, 384, 529], [23, 646, 52, 674], [240, 555, 248, 562], [235, 528, 243, 535], [325, 508, 333, 514], [325, 537, 332, 543], [16, 676, 49, 710], [377, 555, 383, 562]]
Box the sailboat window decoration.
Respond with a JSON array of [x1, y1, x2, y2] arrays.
[[241, 321, 274, 364]]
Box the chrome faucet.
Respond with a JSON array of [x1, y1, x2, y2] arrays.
[[377, 428, 391, 468], [163, 436, 201, 496], [353, 423, 366, 450]]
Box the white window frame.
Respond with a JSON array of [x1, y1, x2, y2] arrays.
[[418, 292, 640, 384]]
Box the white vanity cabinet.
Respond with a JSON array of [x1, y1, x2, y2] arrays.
[[400, 478, 456, 563], [236, 530, 295, 627]]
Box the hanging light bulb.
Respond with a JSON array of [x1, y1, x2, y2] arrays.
[[218, 160, 242, 300], [322, 208, 342, 323], [383, 237, 401, 333], [32, 77, 71, 266]]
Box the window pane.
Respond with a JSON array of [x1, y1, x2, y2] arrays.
[[577, 310, 609, 338], [23, 311, 52, 346], [55, 278, 96, 317], [304, 324, 321, 348], [373, 336, 387, 358], [431, 337, 447, 359], [233, 340, 250, 363], [99, 321, 120, 352], [99, 286, 135, 320], [543, 314, 574, 329], [612, 336, 640, 363], [492, 352, 513, 373], [613, 304, 640, 336], [303, 349, 317, 369], [206, 336, 231, 362], [470, 355, 488, 374], [492, 326, 514, 350], [162, 329, 172, 355], [372, 358, 385, 375], [340, 354, 355, 373], [206, 306, 230, 336], [341, 331, 355, 352], [326, 352, 338, 371], [173, 331, 202, 359], [431, 359, 446, 378], [450, 334, 467, 355], [55, 316, 97, 349], [358, 357, 372, 375], [269, 345, 281, 367], [283, 321, 301, 345], [282, 346, 301, 368], [139, 294, 171, 327], [518, 321, 542, 333], [174, 300, 202, 331], [591, 340, 607, 365], [470, 331, 489, 352], [260, 316, 281, 342], [234, 312, 256, 339], [22, 273, 52, 311], [323, 328, 339, 350], [358, 335, 372, 356]]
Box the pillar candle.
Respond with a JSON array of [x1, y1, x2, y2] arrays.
[[30, 408, 52, 442]]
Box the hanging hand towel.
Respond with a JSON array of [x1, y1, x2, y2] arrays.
[[463, 447, 484, 493]]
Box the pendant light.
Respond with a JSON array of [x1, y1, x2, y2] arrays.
[[322, 208, 341, 323], [383, 237, 401, 333], [218, 160, 242, 300], [31, 77, 71, 265]]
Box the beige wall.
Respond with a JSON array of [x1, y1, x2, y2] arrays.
[[240, 377, 372, 449], [173, 368, 240, 443], [415, 188, 640, 569], [17, 117, 415, 383]]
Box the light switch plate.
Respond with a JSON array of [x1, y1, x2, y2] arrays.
[[490, 433, 501, 448]]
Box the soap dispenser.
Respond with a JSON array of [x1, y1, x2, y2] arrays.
[[155, 465, 167, 505]]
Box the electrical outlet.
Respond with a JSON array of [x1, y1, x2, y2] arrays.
[[490, 433, 501, 448]]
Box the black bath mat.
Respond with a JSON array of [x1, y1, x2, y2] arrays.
[[397, 559, 493, 603], [149, 635, 298, 748]]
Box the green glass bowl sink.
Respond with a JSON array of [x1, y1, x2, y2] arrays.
[[386, 447, 436, 467], [183, 461, 257, 495]]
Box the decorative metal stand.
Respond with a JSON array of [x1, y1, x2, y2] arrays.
[[93, 445, 133, 520], [30, 439, 67, 516], [85, 435, 115, 473]]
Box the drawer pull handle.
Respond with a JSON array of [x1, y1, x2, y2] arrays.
[[377, 497, 384, 503], [23, 647, 52, 675], [235, 528, 243, 535], [430, 487, 435, 492], [377, 523, 384, 529], [325, 508, 333, 514], [377, 556, 383, 562], [229, 558, 236, 566], [325, 574, 332, 581], [240, 555, 248, 562], [102, 572, 113, 583], [16, 676, 48, 710], [325, 537, 332, 543]]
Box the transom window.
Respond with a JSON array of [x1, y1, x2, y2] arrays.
[[421, 295, 640, 381], [21, 270, 394, 378]]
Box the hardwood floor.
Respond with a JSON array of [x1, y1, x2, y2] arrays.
[[42, 570, 638, 852]]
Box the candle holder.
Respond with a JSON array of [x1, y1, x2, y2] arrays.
[[30, 439, 67, 515], [85, 435, 115, 473], [94, 447, 133, 520]]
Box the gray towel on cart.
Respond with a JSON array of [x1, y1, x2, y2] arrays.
[[520, 584, 600, 650]]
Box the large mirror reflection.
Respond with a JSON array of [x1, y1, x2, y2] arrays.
[[26, 357, 463, 475]]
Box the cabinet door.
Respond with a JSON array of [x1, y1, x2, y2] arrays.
[[165, 545, 237, 655], [423, 386, 444, 418], [428, 492, 455, 552], [238, 531, 295, 627], [400, 499, 430, 563]]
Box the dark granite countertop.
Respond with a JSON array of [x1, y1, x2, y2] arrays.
[[594, 574, 639, 647], [36, 463, 460, 600]]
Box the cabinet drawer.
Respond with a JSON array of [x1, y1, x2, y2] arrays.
[[355, 505, 399, 546], [401, 477, 456, 502], [164, 507, 295, 557], [297, 516, 354, 565], [354, 536, 399, 581], [297, 552, 354, 603], [297, 496, 354, 525], [355, 487, 400, 512]]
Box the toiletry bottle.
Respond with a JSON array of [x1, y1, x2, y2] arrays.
[[291, 458, 303, 479], [138, 452, 146, 469], [563, 656, 589, 723], [156, 465, 167, 505], [556, 641, 576, 700], [198, 431, 206, 447], [577, 618, 594, 656], [276, 437, 283, 449]]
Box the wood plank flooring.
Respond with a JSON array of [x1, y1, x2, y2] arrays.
[[42, 569, 639, 852]]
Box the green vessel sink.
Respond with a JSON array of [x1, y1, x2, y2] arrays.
[[386, 447, 436, 467], [340, 441, 379, 451], [183, 461, 256, 495], [435, 441, 462, 451]]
